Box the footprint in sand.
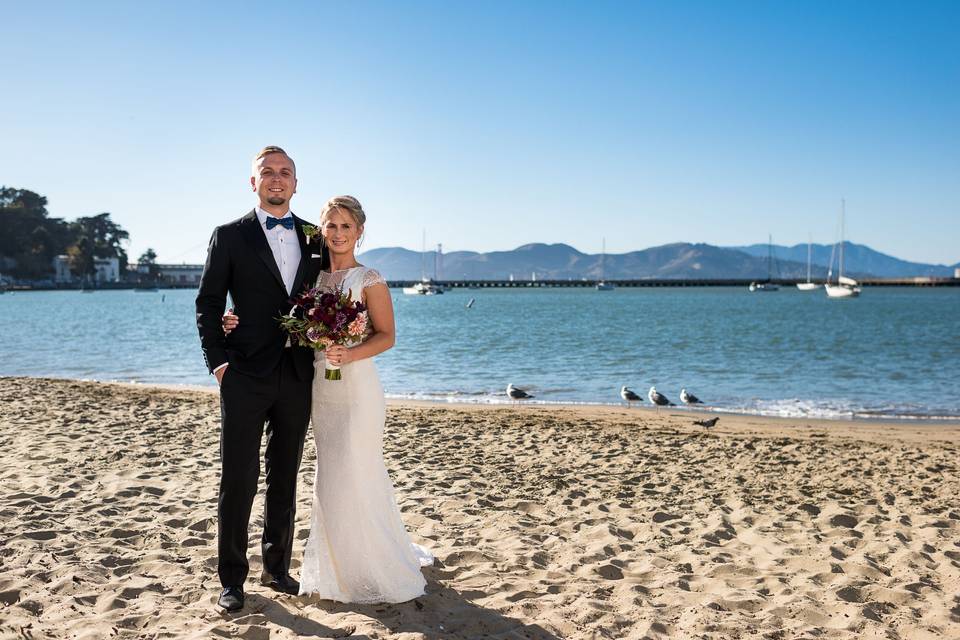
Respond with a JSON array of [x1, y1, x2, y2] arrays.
[[187, 517, 216, 533], [829, 513, 859, 528], [21, 530, 57, 541], [836, 585, 865, 603], [596, 564, 624, 580], [652, 512, 679, 524]]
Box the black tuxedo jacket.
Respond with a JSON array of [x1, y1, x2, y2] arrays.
[[196, 209, 325, 380]]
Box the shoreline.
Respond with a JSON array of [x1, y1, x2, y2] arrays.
[[6, 374, 960, 427], [5, 277, 960, 291]]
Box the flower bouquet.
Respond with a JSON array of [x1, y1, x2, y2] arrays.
[[279, 285, 367, 380]]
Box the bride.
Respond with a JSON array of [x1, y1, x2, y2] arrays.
[[224, 195, 432, 603]]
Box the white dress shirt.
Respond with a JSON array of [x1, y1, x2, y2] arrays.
[[256, 207, 301, 295], [214, 208, 301, 375]]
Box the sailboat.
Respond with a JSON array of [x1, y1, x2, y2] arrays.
[[796, 235, 821, 290], [749, 235, 780, 291], [596, 238, 615, 291], [403, 233, 445, 295], [824, 199, 861, 298]]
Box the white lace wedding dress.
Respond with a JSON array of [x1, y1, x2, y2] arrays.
[[299, 266, 433, 603]]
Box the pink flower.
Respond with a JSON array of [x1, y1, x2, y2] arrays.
[[318, 336, 334, 349], [347, 314, 367, 337]]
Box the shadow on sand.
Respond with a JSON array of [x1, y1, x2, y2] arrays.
[[219, 592, 352, 638], [241, 566, 559, 639]]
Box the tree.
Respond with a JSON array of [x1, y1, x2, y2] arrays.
[[0, 188, 132, 281], [138, 247, 159, 281], [138, 248, 158, 264], [67, 236, 95, 280], [70, 213, 130, 271], [0, 187, 71, 278]]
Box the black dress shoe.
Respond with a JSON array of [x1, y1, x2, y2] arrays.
[[218, 585, 244, 612], [260, 572, 300, 595]]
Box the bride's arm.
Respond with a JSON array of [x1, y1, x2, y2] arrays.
[[325, 283, 394, 365]]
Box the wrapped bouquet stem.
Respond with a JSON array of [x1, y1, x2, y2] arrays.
[[323, 353, 342, 380]]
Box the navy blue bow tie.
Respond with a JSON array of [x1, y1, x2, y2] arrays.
[[265, 216, 294, 230]]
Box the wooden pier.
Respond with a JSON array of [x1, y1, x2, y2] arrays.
[[387, 278, 960, 289]]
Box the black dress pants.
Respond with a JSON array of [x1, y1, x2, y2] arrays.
[[217, 350, 312, 587]]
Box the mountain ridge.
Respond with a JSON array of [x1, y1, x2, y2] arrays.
[[357, 241, 956, 280], [733, 242, 956, 278]]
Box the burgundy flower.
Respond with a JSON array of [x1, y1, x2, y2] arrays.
[[319, 292, 336, 308]]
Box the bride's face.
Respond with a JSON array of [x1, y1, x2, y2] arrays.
[[321, 208, 362, 257]]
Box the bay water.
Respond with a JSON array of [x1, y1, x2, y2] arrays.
[[1, 286, 957, 420]]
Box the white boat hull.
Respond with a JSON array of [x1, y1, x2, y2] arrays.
[[749, 282, 779, 292], [596, 281, 615, 291], [403, 281, 444, 295], [825, 284, 860, 298], [796, 283, 821, 290]]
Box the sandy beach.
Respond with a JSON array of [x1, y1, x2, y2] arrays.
[[1, 376, 958, 639]]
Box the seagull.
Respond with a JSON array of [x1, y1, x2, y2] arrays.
[[680, 388, 703, 405], [693, 417, 719, 428], [620, 386, 642, 406], [506, 384, 534, 402], [648, 386, 674, 408]]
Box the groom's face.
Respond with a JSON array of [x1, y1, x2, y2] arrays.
[[251, 153, 297, 209]]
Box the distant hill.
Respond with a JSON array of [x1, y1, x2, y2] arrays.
[[359, 242, 840, 281], [732, 242, 956, 278], [358, 241, 959, 281]]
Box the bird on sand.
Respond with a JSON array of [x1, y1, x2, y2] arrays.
[[507, 384, 534, 402], [620, 386, 642, 406], [648, 386, 674, 408], [693, 417, 719, 428], [680, 388, 703, 405]]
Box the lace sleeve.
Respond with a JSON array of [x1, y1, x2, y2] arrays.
[[362, 268, 387, 289]]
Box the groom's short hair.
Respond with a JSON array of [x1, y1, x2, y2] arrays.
[[252, 146, 296, 175]]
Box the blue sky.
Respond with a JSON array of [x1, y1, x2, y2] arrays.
[[2, 1, 958, 265]]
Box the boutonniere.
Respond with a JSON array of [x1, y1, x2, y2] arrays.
[[301, 224, 320, 244]]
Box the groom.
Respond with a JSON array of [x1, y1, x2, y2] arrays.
[[196, 146, 324, 612]]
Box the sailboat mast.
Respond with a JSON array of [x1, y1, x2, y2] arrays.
[[420, 230, 426, 281], [806, 235, 812, 283], [767, 234, 773, 280], [600, 238, 606, 281], [839, 199, 845, 279]]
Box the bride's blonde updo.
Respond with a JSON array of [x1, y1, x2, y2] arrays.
[[320, 195, 366, 228]]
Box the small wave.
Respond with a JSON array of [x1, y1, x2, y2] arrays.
[[383, 391, 960, 421], [721, 397, 960, 421], [384, 392, 611, 407]]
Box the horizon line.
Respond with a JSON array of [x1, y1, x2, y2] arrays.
[[355, 240, 958, 267]]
